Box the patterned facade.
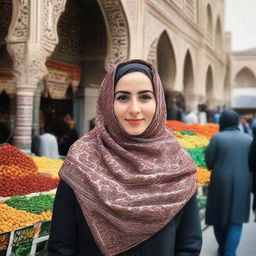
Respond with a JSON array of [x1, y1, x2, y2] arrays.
[[0, 0, 232, 151]]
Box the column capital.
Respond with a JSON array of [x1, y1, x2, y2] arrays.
[[6, 0, 67, 88]]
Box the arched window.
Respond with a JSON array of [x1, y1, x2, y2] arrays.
[[157, 31, 176, 90], [206, 4, 213, 42], [235, 67, 256, 88], [183, 50, 194, 95], [205, 65, 214, 104], [215, 17, 223, 55]]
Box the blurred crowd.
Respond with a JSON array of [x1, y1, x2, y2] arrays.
[[166, 99, 256, 137], [31, 112, 79, 158]]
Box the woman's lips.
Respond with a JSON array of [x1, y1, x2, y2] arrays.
[[126, 119, 144, 125]]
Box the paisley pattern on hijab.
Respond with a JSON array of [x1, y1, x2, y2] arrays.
[[59, 59, 197, 256]]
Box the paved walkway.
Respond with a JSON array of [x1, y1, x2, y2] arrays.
[[200, 212, 256, 256]]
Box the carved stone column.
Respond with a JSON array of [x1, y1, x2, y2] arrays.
[[6, 0, 67, 152]]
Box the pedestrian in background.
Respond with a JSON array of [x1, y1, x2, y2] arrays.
[[213, 106, 221, 124], [205, 109, 252, 256], [184, 107, 198, 124], [48, 60, 202, 256], [38, 125, 59, 159], [249, 126, 256, 219], [166, 98, 183, 121], [58, 113, 79, 156]]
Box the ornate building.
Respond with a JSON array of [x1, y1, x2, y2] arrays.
[[0, 0, 228, 151]]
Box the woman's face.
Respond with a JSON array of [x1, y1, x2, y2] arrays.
[[114, 72, 156, 136]]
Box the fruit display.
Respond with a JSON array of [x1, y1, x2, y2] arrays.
[[0, 144, 37, 172], [0, 145, 59, 198], [0, 204, 51, 233], [0, 144, 61, 255], [166, 121, 218, 138], [31, 156, 63, 178], [166, 121, 218, 187]]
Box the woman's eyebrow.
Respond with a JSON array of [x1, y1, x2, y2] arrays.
[[138, 90, 154, 94], [114, 90, 154, 96], [114, 90, 130, 96]]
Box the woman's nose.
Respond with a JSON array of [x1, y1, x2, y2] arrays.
[[129, 99, 141, 114]]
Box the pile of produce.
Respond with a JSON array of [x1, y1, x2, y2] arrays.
[[166, 121, 219, 186], [0, 144, 61, 233], [31, 156, 63, 178], [0, 204, 51, 233], [0, 145, 59, 197], [5, 195, 55, 215]]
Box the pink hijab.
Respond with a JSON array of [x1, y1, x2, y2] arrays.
[[59, 59, 196, 256]]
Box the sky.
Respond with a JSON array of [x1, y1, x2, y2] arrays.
[[225, 0, 256, 51]]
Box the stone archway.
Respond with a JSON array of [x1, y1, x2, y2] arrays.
[[47, 0, 130, 134], [147, 31, 178, 113], [235, 67, 256, 88], [205, 65, 214, 107], [215, 17, 223, 55], [206, 4, 213, 41], [156, 31, 176, 91], [183, 50, 194, 94], [97, 0, 129, 70], [147, 37, 158, 69], [183, 50, 196, 111], [53, 0, 129, 71]]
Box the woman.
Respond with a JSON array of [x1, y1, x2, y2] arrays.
[[48, 60, 202, 256], [205, 110, 252, 256]]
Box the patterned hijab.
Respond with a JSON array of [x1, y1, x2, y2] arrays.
[[59, 59, 196, 256]]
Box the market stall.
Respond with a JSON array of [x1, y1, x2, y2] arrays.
[[0, 144, 62, 256], [0, 121, 218, 255]]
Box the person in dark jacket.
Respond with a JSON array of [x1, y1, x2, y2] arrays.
[[48, 60, 202, 256], [249, 127, 256, 216], [166, 98, 183, 121], [205, 109, 252, 256], [58, 113, 79, 156]]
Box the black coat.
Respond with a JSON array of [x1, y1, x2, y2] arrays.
[[48, 180, 202, 256], [249, 136, 256, 211], [205, 129, 252, 225]]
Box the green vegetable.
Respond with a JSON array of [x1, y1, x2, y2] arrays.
[[5, 195, 54, 214], [180, 130, 195, 135], [186, 147, 206, 168]]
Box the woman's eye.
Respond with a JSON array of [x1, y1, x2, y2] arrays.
[[116, 95, 128, 101], [140, 94, 151, 100]]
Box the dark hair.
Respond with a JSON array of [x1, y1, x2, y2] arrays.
[[114, 62, 152, 86]]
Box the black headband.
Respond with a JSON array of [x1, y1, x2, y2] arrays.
[[114, 62, 152, 86]]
